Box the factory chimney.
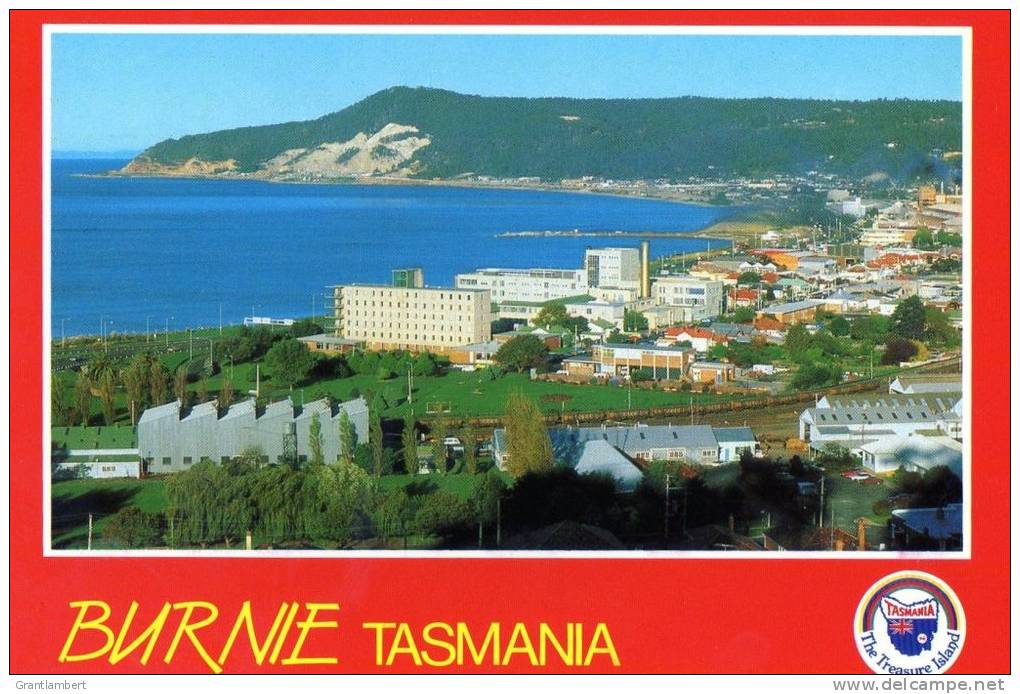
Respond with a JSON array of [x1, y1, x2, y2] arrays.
[[640, 240, 651, 299]]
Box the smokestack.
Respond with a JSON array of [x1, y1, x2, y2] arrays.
[[640, 240, 650, 299]]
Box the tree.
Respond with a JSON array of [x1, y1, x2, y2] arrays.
[[102, 507, 163, 549], [338, 409, 357, 467], [470, 470, 506, 539], [97, 368, 117, 425], [784, 324, 814, 362], [50, 376, 69, 426], [197, 377, 210, 404], [122, 355, 151, 423], [368, 403, 384, 477], [174, 365, 190, 406], [73, 371, 93, 427], [881, 336, 918, 365], [737, 271, 760, 286], [412, 351, 441, 377], [219, 377, 235, 408], [791, 361, 842, 390], [532, 303, 570, 329], [289, 319, 322, 338], [314, 460, 377, 548], [401, 413, 419, 475], [829, 316, 851, 336], [493, 335, 549, 373], [623, 309, 648, 332], [730, 306, 755, 323], [630, 368, 654, 382], [462, 422, 478, 475], [149, 360, 169, 406], [265, 338, 316, 389], [308, 412, 324, 467], [912, 227, 934, 250], [890, 296, 926, 340], [924, 308, 960, 347], [503, 392, 553, 477], [431, 419, 449, 474]]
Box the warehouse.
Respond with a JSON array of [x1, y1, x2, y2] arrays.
[[137, 396, 368, 473]]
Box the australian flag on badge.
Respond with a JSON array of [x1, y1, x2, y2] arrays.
[[880, 596, 940, 656]]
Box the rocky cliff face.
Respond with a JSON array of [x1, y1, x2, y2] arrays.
[[119, 156, 238, 176], [119, 123, 429, 180], [260, 123, 430, 179]]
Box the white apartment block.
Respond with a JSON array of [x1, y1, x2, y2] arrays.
[[334, 284, 491, 352], [651, 276, 724, 322], [584, 247, 641, 291], [859, 227, 917, 248], [454, 267, 586, 304]]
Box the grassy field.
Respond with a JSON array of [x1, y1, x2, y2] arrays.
[[377, 470, 512, 501], [51, 478, 167, 549]]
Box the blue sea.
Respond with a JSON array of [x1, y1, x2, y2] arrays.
[[51, 159, 732, 336]]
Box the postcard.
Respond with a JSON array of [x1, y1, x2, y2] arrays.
[[7, 8, 1012, 681]]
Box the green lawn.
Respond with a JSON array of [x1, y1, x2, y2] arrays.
[[290, 370, 736, 419], [51, 478, 167, 549], [377, 470, 512, 501], [824, 474, 892, 526]]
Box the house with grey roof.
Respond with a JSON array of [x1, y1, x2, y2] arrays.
[[492, 423, 759, 480], [889, 375, 963, 395], [572, 440, 645, 492], [137, 396, 368, 473], [798, 402, 942, 451], [853, 434, 962, 476], [889, 504, 963, 551], [714, 427, 758, 462]]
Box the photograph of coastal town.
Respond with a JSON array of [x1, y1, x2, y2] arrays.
[[47, 30, 966, 553]]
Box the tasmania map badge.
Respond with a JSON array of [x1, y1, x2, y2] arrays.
[[854, 571, 966, 674]]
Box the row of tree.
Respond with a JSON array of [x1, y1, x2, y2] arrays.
[[103, 460, 510, 549]]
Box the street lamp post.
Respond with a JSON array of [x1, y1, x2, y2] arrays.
[[165, 317, 174, 348]]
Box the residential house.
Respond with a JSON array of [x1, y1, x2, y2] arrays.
[[689, 361, 736, 384], [888, 504, 963, 551]]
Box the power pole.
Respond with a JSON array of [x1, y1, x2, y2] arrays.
[[818, 476, 826, 528], [496, 498, 502, 547], [664, 473, 671, 540], [87, 513, 93, 551]]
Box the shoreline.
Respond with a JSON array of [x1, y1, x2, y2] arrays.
[[78, 167, 737, 210]]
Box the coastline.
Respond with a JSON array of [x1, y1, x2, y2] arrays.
[[80, 167, 733, 210]]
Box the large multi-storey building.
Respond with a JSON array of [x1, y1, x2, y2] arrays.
[[332, 283, 491, 352], [584, 247, 641, 291], [454, 267, 586, 303], [651, 276, 725, 322]]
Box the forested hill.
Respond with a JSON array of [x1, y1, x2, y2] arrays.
[[123, 86, 962, 182]]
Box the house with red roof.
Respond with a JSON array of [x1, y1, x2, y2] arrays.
[[663, 325, 729, 353], [727, 287, 761, 308]]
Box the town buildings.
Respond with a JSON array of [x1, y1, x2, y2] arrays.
[[330, 281, 492, 352], [651, 276, 725, 322], [492, 423, 759, 471], [584, 247, 642, 292], [454, 267, 586, 304]]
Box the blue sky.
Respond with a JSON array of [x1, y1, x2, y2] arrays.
[[51, 32, 962, 152]]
